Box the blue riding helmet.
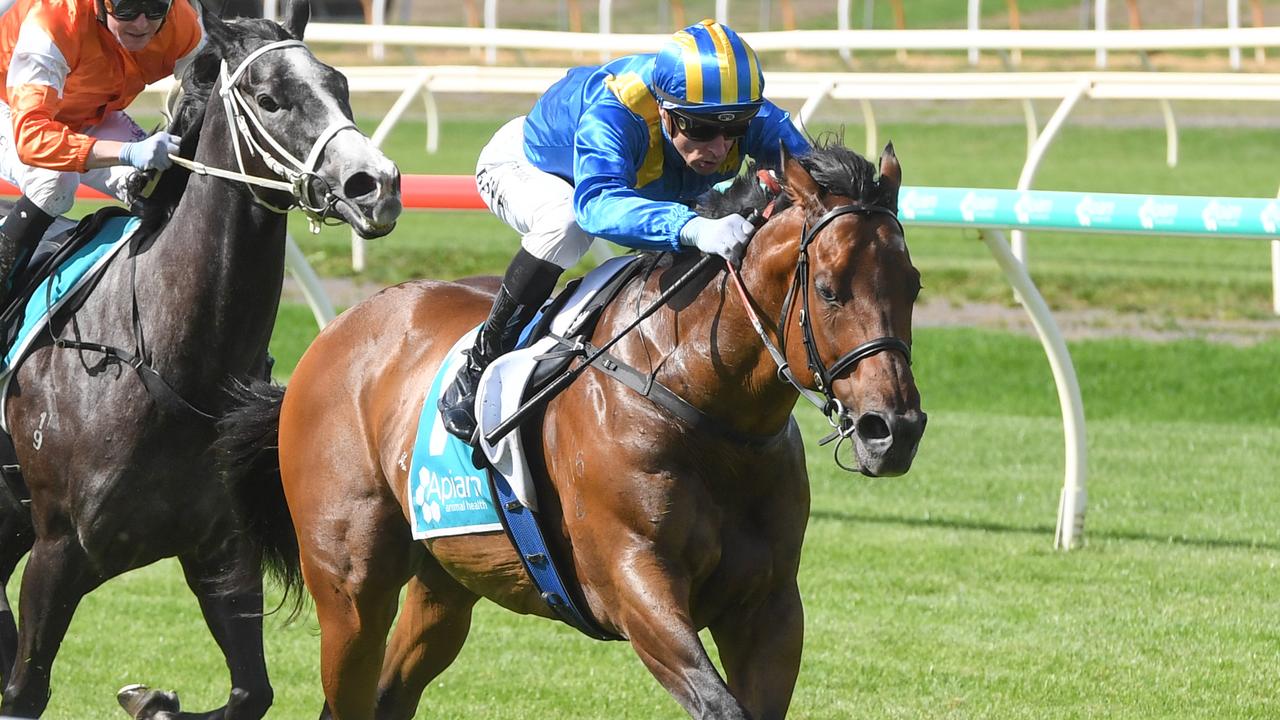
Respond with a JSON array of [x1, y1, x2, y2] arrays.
[[651, 20, 765, 123]]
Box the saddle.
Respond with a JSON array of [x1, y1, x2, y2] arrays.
[[0, 206, 134, 353], [0, 206, 143, 502], [478, 249, 771, 492], [474, 254, 651, 508]]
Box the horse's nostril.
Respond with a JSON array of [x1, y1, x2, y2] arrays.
[[343, 172, 376, 199], [856, 413, 890, 441]]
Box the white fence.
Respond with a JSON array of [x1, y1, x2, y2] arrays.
[[276, 0, 1270, 69], [148, 63, 1280, 310], [139, 21, 1279, 548], [300, 21, 1280, 60]]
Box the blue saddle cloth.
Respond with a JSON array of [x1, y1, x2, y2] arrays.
[[407, 255, 642, 539], [2, 213, 140, 377], [407, 328, 504, 539], [407, 256, 647, 641]]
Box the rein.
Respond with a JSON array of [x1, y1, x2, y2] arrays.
[[727, 201, 911, 455], [486, 194, 912, 462], [167, 39, 359, 233]]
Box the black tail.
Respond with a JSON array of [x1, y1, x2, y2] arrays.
[[215, 378, 306, 617]]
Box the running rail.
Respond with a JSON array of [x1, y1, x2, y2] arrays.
[[298, 23, 1280, 56], [287, 1, 1264, 70], [137, 67, 1277, 305]]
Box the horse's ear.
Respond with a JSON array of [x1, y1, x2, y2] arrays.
[[280, 0, 310, 40], [781, 141, 821, 211], [199, 9, 232, 51], [878, 141, 901, 212]]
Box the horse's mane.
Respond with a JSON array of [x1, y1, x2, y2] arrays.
[[126, 15, 297, 232], [697, 133, 895, 221]]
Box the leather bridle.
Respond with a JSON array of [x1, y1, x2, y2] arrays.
[[166, 39, 360, 232], [730, 201, 912, 442]]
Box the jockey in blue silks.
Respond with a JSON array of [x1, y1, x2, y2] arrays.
[[440, 19, 812, 444]]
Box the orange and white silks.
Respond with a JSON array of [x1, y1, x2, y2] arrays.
[[0, 0, 202, 172]]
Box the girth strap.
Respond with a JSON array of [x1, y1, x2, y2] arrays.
[[44, 221, 217, 423], [52, 337, 217, 421]]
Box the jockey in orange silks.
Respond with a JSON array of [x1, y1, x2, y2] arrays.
[[0, 0, 203, 304]]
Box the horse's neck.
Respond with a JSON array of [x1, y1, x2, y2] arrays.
[[149, 111, 289, 352], [636, 233, 803, 438]]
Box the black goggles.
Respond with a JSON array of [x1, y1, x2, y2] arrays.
[[670, 111, 751, 142], [107, 0, 171, 21]]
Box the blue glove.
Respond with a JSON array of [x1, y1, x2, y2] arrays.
[[119, 132, 181, 171], [679, 214, 756, 262]]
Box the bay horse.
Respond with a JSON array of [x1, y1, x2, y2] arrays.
[[0, 1, 401, 717], [221, 140, 922, 719]]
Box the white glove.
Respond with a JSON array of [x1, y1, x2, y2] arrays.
[[120, 132, 181, 171], [679, 214, 755, 262]]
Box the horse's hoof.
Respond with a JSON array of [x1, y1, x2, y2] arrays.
[[117, 683, 181, 719]]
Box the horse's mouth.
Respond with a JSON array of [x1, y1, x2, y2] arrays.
[[320, 156, 402, 239], [335, 195, 402, 239], [349, 214, 398, 239]]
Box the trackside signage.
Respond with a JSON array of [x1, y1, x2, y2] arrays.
[[898, 187, 1280, 238]]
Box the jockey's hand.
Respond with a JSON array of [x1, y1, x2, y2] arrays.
[[679, 214, 756, 264], [120, 132, 181, 171]]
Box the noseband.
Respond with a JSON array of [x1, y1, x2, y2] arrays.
[[734, 201, 912, 442], [168, 39, 359, 231]]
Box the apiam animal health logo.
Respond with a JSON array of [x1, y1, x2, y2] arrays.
[[415, 467, 489, 523]]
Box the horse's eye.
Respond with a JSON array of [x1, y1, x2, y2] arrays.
[[256, 94, 280, 112], [815, 282, 838, 304]]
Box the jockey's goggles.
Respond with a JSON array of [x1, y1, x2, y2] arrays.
[[106, 0, 172, 21], [670, 109, 755, 142]]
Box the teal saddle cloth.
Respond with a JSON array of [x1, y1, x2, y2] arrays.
[[405, 254, 641, 540], [407, 327, 504, 539], [2, 210, 140, 375], [0, 208, 141, 431]]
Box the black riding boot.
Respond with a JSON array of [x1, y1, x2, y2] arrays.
[[0, 196, 56, 309], [439, 248, 562, 443]]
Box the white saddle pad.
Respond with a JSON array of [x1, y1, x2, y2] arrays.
[[476, 254, 637, 511]]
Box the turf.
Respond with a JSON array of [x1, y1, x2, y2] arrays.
[[30, 325, 1280, 719]]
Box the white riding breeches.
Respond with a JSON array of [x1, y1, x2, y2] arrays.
[[0, 103, 147, 217], [475, 116, 594, 270]]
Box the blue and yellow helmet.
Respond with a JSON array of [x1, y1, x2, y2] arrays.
[[652, 20, 764, 123]]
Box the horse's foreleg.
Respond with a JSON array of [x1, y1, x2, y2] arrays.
[[372, 554, 480, 720], [708, 582, 804, 720], [1, 535, 97, 718], [0, 498, 34, 683], [166, 541, 273, 720], [616, 576, 752, 720]]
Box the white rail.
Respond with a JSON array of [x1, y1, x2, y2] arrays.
[[300, 23, 1280, 56], [175, 66, 1280, 307], [145, 67, 1280, 162]]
